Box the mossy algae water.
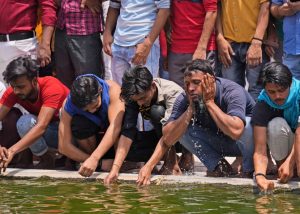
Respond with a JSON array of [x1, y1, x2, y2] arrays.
[[1, 179, 300, 213]]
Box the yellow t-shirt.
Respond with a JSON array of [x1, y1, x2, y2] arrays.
[[221, 0, 268, 43]]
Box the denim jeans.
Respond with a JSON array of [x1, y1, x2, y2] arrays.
[[111, 40, 160, 85], [221, 42, 268, 100], [283, 54, 300, 80], [180, 117, 254, 173], [16, 114, 59, 156]]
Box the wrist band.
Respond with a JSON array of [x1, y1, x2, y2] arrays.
[[254, 173, 266, 179], [252, 37, 263, 42]]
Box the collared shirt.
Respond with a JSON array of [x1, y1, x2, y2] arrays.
[[56, 0, 103, 35], [110, 0, 170, 46], [221, 0, 268, 43], [272, 0, 300, 55], [0, 0, 57, 34], [121, 78, 184, 141], [167, 78, 255, 135]]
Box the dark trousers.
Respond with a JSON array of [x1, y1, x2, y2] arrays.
[[55, 28, 104, 88]]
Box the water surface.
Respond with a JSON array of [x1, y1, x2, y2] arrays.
[[0, 179, 299, 213]]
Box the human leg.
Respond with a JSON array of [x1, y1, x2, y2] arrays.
[[283, 54, 300, 80]]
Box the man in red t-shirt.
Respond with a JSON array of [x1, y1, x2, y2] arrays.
[[168, 0, 218, 87], [0, 56, 69, 172]]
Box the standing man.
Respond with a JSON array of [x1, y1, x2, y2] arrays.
[[168, 0, 218, 87], [271, 1, 300, 79], [217, 0, 270, 99], [252, 62, 300, 191], [0, 0, 56, 83], [137, 59, 255, 185], [103, 0, 170, 84], [58, 74, 125, 177], [55, 0, 105, 88], [0, 56, 69, 171]]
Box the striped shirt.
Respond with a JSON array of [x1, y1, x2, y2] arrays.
[[57, 0, 103, 35]]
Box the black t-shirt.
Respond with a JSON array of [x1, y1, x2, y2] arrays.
[[251, 101, 284, 127], [167, 78, 255, 133]]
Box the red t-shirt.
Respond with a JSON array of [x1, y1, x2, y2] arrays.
[[0, 0, 57, 34], [170, 0, 217, 54], [0, 77, 69, 121]]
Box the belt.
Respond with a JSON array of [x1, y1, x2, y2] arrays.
[[0, 31, 35, 42]]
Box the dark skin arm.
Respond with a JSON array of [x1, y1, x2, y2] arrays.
[[0, 106, 56, 173]]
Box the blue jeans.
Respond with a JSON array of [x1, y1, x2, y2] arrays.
[[283, 54, 300, 80], [221, 42, 268, 100], [111, 40, 160, 85], [180, 117, 254, 173], [16, 114, 59, 156]]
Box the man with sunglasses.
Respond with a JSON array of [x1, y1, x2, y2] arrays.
[[58, 74, 125, 177]]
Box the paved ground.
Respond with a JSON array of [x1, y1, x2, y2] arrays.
[[1, 157, 300, 191]]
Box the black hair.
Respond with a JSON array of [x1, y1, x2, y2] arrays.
[[183, 59, 215, 77], [259, 62, 292, 89], [120, 66, 153, 103], [70, 76, 102, 109], [3, 56, 38, 84]]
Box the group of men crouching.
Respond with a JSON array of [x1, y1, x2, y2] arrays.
[[0, 56, 299, 192]]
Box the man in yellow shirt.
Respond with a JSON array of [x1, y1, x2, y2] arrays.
[[216, 0, 270, 100]]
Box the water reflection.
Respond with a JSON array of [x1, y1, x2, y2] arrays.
[[1, 179, 300, 213]]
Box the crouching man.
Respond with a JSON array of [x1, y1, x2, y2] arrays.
[[137, 59, 255, 185], [104, 66, 194, 185], [58, 74, 125, 177], [0, 56, 69, 171], [253, 62, 300, 191]]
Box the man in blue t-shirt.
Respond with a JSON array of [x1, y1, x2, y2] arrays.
[[137, 59, 255, 185], [58, 74, 125, 177]]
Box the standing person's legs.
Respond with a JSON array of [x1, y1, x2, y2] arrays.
[[143, 39, 160, 78], [55, 28, 75, 88], [102, 0, 112, 80], [246, 45, 268, 100], [68, 33, 105, 80], [0, 37, 38, 84], [168, 52, 193, 88], [283, 54, 300, 80], [111, 43, 132, 85], [221, 42, 246, 87], [267, 117, 294, 163]]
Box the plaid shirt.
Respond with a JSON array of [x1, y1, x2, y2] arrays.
[[56, 0, 103, 35]]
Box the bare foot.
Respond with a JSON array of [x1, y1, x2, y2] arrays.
[[231, 157, 242, 175], [178, 152, 194, 174], [159, 161, 182, 175]]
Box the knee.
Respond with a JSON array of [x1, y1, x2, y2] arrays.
[[150, 105, 165, 124], [16, 114, 37, 136], [268, 117, 291, 136]]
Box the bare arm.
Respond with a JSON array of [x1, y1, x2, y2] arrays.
[[58, 103, 90, 162], [253, 126, 275, 191], [271, 2, 298, 19], [79, 81, 125, 177], [162, 105, 193, 147], [38, 25, 54, 67], [104, 135, 133, 184], [246, 1, 270, 67], [89, 81, 125, 162], [103, 7, 120, 56], [132, 8, 170, 65], [193, 11, 217, 60]]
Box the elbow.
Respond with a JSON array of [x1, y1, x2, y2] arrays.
[[229, 127, 244, 141], [58, 141, 66, 155]]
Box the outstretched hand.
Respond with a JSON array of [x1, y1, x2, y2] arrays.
[[136, 165, 152, 186]]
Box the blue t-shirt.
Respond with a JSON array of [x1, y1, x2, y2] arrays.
[[64, 74, 110, 130], [167, 78, 255, 134], [110, 0, 170, 46], [272, 0, 300, 55]]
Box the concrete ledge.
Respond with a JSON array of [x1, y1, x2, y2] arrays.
[[1, 168, 300, 190]]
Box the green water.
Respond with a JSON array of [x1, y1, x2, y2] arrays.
[[0, 179, 300, 213]]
